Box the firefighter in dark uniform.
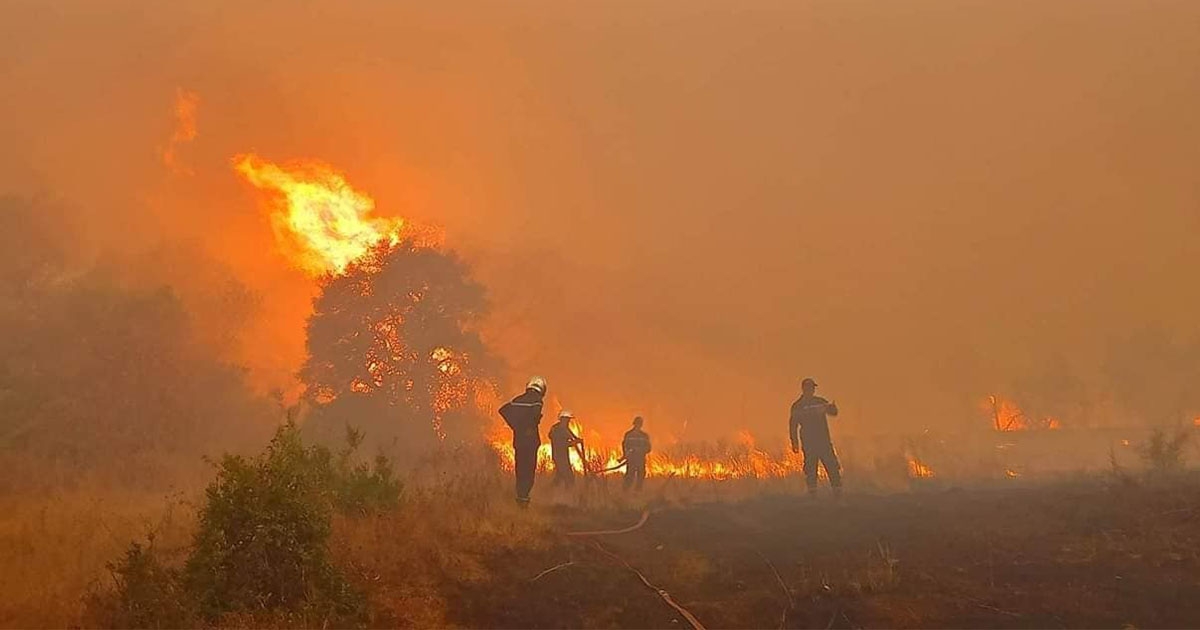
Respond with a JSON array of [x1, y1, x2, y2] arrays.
[[548, 409, 583, 488], [622, 416, 652, 491], [499, 376, 547, 506], [789, 377, 842, 496]]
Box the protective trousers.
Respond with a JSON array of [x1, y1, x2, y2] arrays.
[[514, 441, 538, 503], [802, 443, 841, 491], [552, 458, 575, 487], [624, 456, 646, 490]]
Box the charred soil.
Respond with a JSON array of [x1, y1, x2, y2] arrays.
[[438, 477, 1200, 629]]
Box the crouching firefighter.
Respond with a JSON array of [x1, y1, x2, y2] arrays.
[[789, 377, 842, 496], [499, 376, 547, 506], [548, 410, 583, 487], [622, 416, 652, 491]]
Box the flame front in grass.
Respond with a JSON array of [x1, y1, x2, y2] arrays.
[[987, 395, 1028, 432], [986, 395, 1064, 431], [906, 452, 935, 479], [489, 422, 809, 480], [233, 154, 403, 276]]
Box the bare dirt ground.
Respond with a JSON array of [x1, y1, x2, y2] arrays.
[[435, 476, 1200, 629]]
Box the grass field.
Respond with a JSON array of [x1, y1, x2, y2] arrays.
[[3, 452, 1200, 628]]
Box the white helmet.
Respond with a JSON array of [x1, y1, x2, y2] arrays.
[[559, 409, 575, 420], [526, 376, 547, 394]]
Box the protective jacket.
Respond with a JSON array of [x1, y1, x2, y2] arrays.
[[622, 428, 652, 460], [548, 422, 581, 464], [500, 389, 544, 447], [789, 394, 838, 450]]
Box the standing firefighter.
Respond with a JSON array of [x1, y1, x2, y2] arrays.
[[622, 416, 652, 491], [548, 410, 583, 488], [499, 376, 547, 506], [789, 377, 842, 496]]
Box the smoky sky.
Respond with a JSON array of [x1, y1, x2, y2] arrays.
[[2, 1, 1198, 443]]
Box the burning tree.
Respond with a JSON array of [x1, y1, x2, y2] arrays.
[[300, 239, 496, 447], [234, 154, 499, 448]]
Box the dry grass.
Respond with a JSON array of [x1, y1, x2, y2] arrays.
[[4, 433, 1200, 629], [0, 487, 195, 628], [332, 457, 555, 628]]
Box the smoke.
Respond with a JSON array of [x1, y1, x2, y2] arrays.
[[0, 197, 275, 492], [1, 0, 1198, 454], [161, 88, 199, 175]]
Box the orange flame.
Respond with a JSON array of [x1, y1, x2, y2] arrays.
[[233, 154, 404, 276], [987, 395, 1028, 431], [489, 422, 812, 480], [985, 395, 1062, 431], [906, 453, 935, 479]]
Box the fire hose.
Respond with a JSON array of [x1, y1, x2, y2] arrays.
[[574, 440, 627, 475], [593, 458, 628, 474], [564, 508, 706, 630], [588, 538, 707, 630]]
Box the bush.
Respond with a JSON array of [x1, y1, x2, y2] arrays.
[[333, 426, 404, 515], [184, 423, 360, 622], [96, 422, 402, 627], [92, 540, 196, 629], [1140, 426, 1191, 475]]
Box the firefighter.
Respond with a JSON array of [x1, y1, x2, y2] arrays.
[[499, 376, 547, 506], [548, 410, 583, 488], [621, 416, 652, 491], [789, 377, 842, 496]]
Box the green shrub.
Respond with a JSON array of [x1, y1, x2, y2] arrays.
[[182, 422, 366, 622], [92, 540, 196, 629], [96, 422, 403, 627], [334, 426, 404, 515]]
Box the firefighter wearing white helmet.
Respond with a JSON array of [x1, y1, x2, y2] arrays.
[[548, 409, 583, 488], [499, 376, 548, 505]]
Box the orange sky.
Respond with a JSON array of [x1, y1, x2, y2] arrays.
[[2, 0, 1198, 442]]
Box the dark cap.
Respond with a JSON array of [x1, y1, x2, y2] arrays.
[[801, 377, 817, 388]]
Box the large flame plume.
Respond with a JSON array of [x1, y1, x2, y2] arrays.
[[233, 154, 404, 276]]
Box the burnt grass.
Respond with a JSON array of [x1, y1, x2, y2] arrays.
[[441, 477, 1200, 629]]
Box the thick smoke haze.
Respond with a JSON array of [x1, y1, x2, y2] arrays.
[[2, 1, 1198, 444]]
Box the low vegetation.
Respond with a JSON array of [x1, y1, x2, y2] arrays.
[[87, 422, 401, 628], [3, 425, 1199, 628]]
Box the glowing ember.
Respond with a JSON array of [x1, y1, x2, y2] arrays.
[[233, 153, 404, 276], [1005, 468, 1021, 478]]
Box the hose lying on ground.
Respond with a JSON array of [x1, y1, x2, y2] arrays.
[[564, 508, 707, 630], [589, 539, 708, 630], [565, 508, 650, 537]]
